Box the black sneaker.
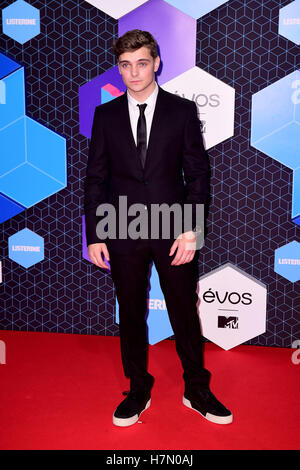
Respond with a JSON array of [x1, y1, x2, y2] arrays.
[[183, 389, 233, 424], [113, 389, 151, 427]]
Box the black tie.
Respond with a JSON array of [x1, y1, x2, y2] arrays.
[[137, 103, 147, 168]]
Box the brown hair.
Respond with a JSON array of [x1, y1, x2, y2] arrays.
[[113, 29, 159, 60]]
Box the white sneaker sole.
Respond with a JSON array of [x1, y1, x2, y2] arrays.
[[182, 396, 233, 425], [113, 398, 151, 427]]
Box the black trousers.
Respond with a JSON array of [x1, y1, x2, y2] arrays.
[[109, 238, 211, 393]]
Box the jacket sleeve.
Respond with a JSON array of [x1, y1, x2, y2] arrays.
[[182, 101, 210, 232], [83, 106, 109, 246]]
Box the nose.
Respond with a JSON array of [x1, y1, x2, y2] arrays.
[[131, 65, 139, 77]]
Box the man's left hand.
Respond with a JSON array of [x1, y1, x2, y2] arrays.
[[169, 231, 196, 266]]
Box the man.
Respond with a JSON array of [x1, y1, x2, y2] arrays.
[[84, 30, 232, 426]]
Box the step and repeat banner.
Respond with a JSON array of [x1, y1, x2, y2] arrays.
[[0, 0, 299, 350]]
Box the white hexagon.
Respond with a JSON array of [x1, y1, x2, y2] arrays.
[[197, 263, 267, 350], [162, 66, 235, 149], [84, 0, 149, 19]]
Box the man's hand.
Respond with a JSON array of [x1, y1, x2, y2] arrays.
[[169, 231, 196, 266], [88, 243, 110, 270]]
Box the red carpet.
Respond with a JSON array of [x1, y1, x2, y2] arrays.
[[0, 329, 298, 450]]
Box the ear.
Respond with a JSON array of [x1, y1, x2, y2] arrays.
[[154, 55, 160, 73]]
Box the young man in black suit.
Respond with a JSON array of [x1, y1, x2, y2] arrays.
[[84, 30, 232, 426]]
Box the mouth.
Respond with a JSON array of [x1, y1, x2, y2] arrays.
[[130, 80, 141, 84]]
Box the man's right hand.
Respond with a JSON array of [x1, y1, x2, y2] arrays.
[[88, 243, 110, 270]]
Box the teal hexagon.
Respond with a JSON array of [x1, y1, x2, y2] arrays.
[[292, 167, 300, 225], [0, 115, 66, 208], [274, 241, 300, 283], [279, 0, 300, 45], [2, 0, 40, 45], [8, 228, 44, 268], [0, 51, 67, 215], [251, 70, 300, 171], [0, 67, 25, 129], [163, 0, 229, 19], [251, 70, 300, 226]]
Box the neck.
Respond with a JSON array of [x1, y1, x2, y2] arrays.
[[128, 80, 156, 102]]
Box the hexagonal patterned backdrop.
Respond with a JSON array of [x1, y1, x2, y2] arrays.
[[0, 0, 299, 347]]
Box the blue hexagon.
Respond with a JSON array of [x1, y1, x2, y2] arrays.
[[279, 0, 300, 45], [163, 0, 229, 19], [0, 115, 66, 208], [274, 241, 300, 283], [292, 167, 300, 225], [0, 52, 21, 80], [0, 67, 25, 129], [115, 263, 174, 345], [251, 70, 300, 171], [251, 70, 300, 225], [8, 228, 44, 268], [0, 52, 67, 219], [2, 0, 40, 45], [0, 193, 24, 224]]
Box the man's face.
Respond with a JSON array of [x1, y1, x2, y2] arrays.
[[118, 46, 160, 97]]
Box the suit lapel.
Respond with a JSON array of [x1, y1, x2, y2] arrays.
[[116, 92, 144, 173], [118, 92, 137, 148], [144, 86, 168, 173]]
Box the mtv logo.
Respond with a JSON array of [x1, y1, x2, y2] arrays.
[[218, 316, 239, 329], [198, 263, 267, 350]]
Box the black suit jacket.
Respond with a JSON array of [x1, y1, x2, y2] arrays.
[[84, 85, 209, 254]]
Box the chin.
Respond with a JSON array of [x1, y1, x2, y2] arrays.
[[129, 85, 145, 94]]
